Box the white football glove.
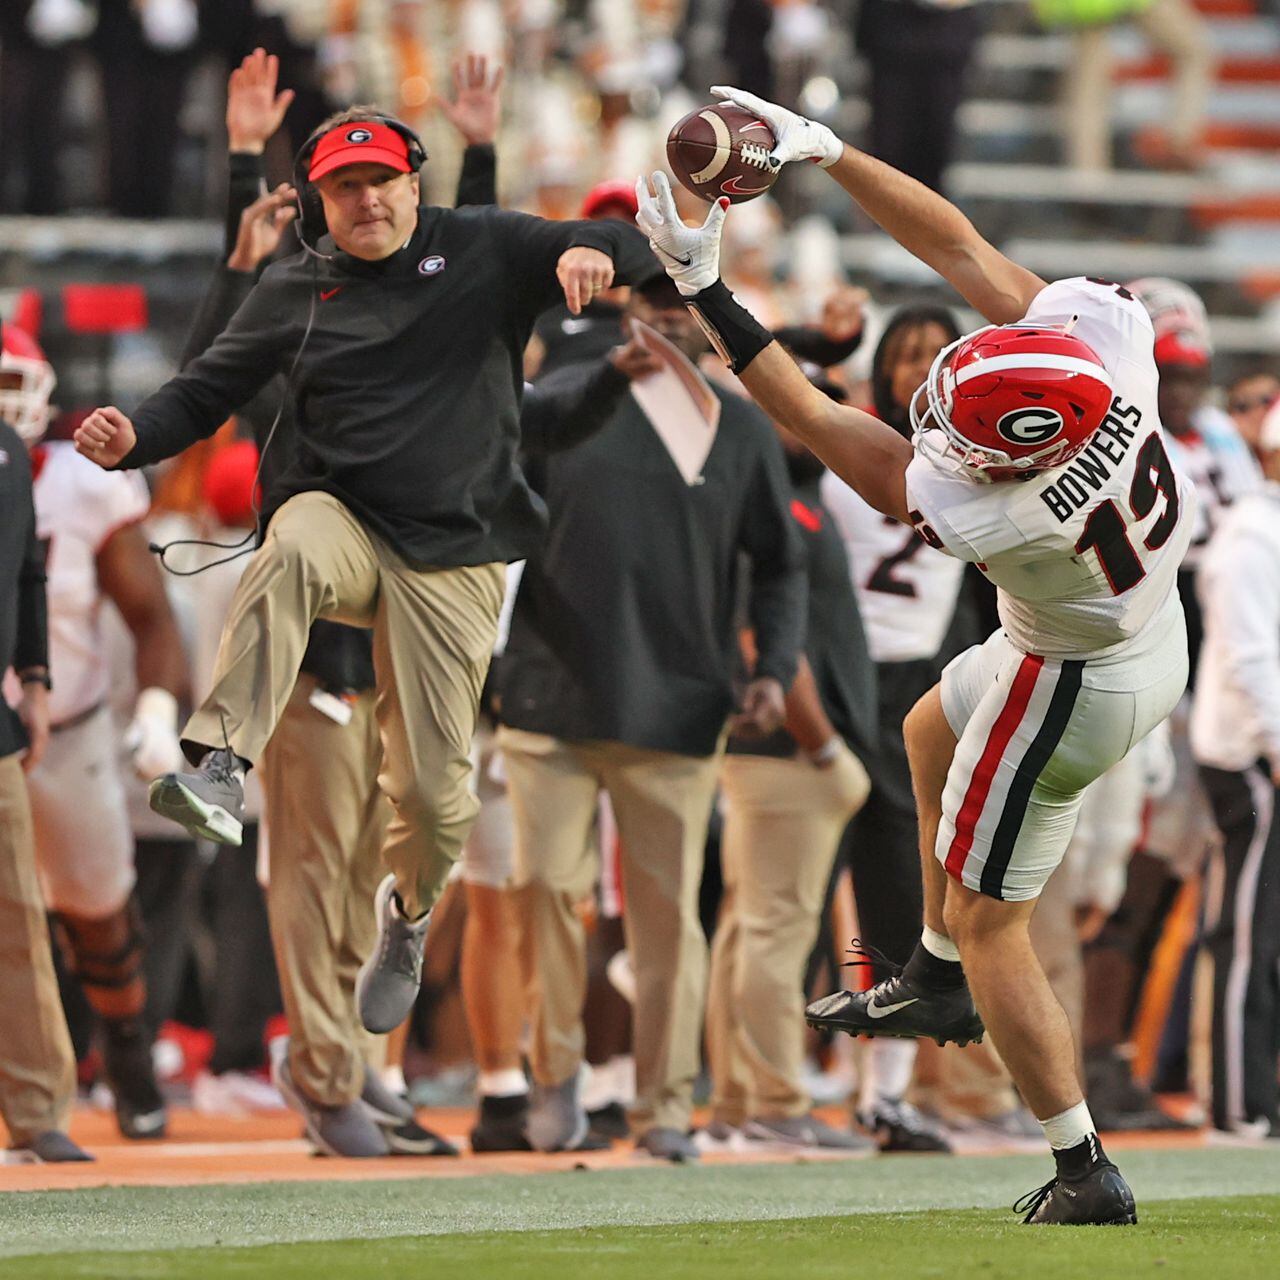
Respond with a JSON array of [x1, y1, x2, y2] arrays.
[[634, 171, 728, 296], [125, 687, 184, 780], [710, 85, 843, 170]]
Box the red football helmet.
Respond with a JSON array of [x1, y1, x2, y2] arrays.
[[910, 324, 1115, 481], [0, 323, 55, 445]]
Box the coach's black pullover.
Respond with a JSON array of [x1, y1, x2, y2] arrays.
[[120, 206, 646, 568]]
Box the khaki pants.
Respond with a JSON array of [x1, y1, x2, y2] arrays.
[[261, 677, 389, 1108], [186, 492, 505, 916], [500, 726, 722, 1134], [1064, 0, 1215, 170], [0, 754, 76, 1146], [707, 745, 870, 1124]]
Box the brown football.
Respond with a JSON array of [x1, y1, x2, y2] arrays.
[[666, 102, 779, 204]]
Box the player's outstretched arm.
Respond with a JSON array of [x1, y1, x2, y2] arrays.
[[736, 341, 911, 523], [709, 86, 1045, 326], [635, 171, 911, 522]]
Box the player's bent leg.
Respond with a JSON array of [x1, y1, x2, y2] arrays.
[[152, 494, 383, 848], [806, 683, 983, 1046]]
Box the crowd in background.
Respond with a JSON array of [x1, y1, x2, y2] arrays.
[[3, 0, 1280, 1162]]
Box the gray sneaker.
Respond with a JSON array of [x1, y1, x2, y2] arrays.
[[9, 1131, 93, 1163], [527, 1069, 589, 1152], [742, 1113, 875, 1153], [359, 1068, 414, 1126], [635, 1126, 700, 1163], [272, 1052, 389, 1158], [357, 875, 428, 1034], [148, 747, 245, 846]]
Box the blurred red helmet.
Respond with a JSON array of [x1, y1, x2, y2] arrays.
[[910, 325, 1114, 481], [580, 180, 639, 221], [1153, 328, 1210, 370], [0, 323, 55, 446], [202, 440, 260, 527]]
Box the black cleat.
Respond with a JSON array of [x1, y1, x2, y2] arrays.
[[469, 1093, 534, 1153], [101, 1021, 167, 1141], [858, 1098, 953, 1153], [1016, 1142, 1138, 1225], [806, 972, 984, 1046], [149, 747, 245, 846]]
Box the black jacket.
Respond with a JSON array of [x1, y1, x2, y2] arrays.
[[501, 383, 806, 756], [0, 419, 48, 758], [121, 204, 646, 569]]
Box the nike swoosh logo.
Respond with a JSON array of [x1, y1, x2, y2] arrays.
[[656, 246, 693, 268], [866, 998, 919, 1019], [320, 287, 342, 301]]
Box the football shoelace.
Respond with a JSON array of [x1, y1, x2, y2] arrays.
[[840, 938, 902, 980], [1012, 1177, 1058, 1222]]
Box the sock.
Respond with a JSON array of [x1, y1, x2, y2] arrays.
[[1042, 1101, 1103, 1177], [902, 934, 966, 991], [921, 927, 961, 962], [859, 1039, 917, 1113], [479, 1069, 528, 1099]]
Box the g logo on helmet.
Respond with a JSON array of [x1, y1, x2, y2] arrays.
[[346, 128, 374, 144], [995, 406, 1064, 445]]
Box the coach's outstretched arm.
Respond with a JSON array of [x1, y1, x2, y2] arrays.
[[708, 86, 1046, 326], [636, 173, 911, 524]]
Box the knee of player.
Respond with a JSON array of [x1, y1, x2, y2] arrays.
[[942, 882, 1021, 948]]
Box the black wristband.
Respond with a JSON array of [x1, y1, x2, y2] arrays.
[[19, 670, 51, 690], [684, 280, 774, 374]]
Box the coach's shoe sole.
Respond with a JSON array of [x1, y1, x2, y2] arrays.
[[148, 777, 243, 846]]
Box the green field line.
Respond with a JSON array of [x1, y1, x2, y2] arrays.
[[1, 1147, 1277, 1262], [1, 1197, 1277, 1280]]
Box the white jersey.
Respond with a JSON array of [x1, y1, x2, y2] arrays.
[[821, 470, 963, 663], [1165, 405, 1260, 568], [1191, 484, 1280, 773], [905, 277, 1197, 664], [32, 440, 150, 723]]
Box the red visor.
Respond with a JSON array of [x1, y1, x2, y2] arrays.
[[308, 121, 413, 182], [1154, 329, 1210, 369]]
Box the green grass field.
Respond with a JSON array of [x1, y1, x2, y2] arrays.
[[2, 1148, 1277, 1278]]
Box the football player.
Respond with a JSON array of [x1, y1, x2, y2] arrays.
[[2, 322, 189, 1140], [637, 88, 1196, 1225]]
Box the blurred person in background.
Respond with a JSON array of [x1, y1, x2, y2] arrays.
[[1191, 405, 1280, 1137], [820, 306, 976, 1151], [499, 273, 805, 1163], [1225, 371, 1280, 458], [0, 0, 91, 214], [854, 0, 985, 197], [0, 402, 88, 1164], [705, 366, 876, 1156], [7, 323, 190, 1141], [92, 0, 202, 217], [183, 442, 284, 1119], [1035, 0, 1216, 172]]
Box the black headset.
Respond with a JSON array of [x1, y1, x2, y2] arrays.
[[292, 114, 428, 253]]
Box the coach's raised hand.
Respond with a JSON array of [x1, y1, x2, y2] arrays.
[[75, 406, 137, 469], [635, 171, 728, 295], [709, 86, 843, 171], [557, 246, 615, 315]]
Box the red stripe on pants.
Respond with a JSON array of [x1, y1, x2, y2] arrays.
[[944, 654, 1044, 880]]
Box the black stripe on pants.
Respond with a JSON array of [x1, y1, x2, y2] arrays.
[[1200, 763, 1280, 1132], [981, 660, 1084, 900]]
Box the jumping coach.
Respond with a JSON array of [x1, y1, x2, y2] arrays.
[[73, 106, 650, 1037]]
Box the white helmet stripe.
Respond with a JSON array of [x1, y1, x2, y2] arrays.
[[952, 352, 1112, 389]]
